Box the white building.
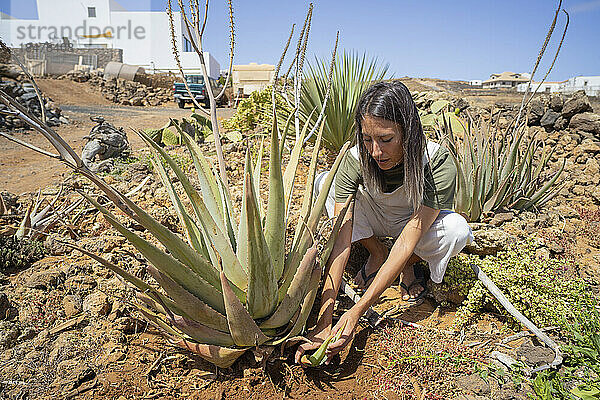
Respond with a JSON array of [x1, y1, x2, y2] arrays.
[[517, 81, 563, 93], [469, 79, 482, 86], [0, 0, 220, 77], [517, 76, 600, 97], [482, 72, 529, 89], [559, 76, 600, 97]]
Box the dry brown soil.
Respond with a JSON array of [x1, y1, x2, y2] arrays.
[[0, 79, 234, 194]]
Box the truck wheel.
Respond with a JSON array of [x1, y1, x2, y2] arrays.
[[178, 100, 185, 109]]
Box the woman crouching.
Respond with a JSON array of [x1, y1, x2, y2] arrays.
[[296, 81, 473, 364]]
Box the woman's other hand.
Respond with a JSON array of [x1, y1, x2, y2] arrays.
[[324, 309, 360, 364]]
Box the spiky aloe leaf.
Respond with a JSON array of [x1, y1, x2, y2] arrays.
[[219, 270, 269, 347], [269, 262, 322, 346], [280, 141, 350, 297], [169, 315, 234, 347], [149, 156, 206, 257], [264, 115, 286, 281], [291, 120, 325, 249], [318, 194, 353, 267], [138, 305, 242, 367], [16, 202, 32, 239], [260, 246, 318, 329], [177, 126, 229, 239], [520, 158, 566, 210], [63, 242, 188, 319], [282, 108, 316, 210], [242, 171, 278, 319], [138, 129, 247, 290], [146, 265, 228, 332], [81, 192, 227, 314], [253, 138, 265, 220], [175, 338, 247, 368]]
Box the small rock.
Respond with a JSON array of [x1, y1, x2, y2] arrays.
[[490, 212, 514, 226], [569, 112, 600, 135], [456, 373, 490, 395], [527, 100, 544, 125], [553, 205, 579, 218], [83, 291, 111, 317], [63, 295, 82, 317], [540, 110, 560, 130], [517, 338, 555, 366], [0, 320, 20, 350], [24, 269, 64, 290], [562, 90, 593, 119], [553, 116, 568, 131], [577, 139, 600, 154], [465, 228, 516, 256], [0, 292, 15, 320], [548, 241, 564, 254], [549, 93, 563, 112]]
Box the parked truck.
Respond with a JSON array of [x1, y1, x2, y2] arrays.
[[173, 75, 213, 108]]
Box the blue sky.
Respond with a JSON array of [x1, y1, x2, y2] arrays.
[[2, 0, 598, 81]]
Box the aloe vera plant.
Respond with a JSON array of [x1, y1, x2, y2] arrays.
[[440, 112, 565, 222], [0, 4, 349, 367]]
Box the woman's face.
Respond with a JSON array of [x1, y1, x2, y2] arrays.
[[361, 115, 404, 170]]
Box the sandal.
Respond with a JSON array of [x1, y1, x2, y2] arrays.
[[358, 262, 378, 289], [399, 263, 428, 303]]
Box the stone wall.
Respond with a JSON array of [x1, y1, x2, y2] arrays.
[[9, 45, 123, 73]]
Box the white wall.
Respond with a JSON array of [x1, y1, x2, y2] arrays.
[[0, 1, 220, 74], [1, 0, 113, 48], [517, 82, 560, 93]]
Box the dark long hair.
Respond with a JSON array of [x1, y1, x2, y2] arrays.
[[355, 81, 425, 210]]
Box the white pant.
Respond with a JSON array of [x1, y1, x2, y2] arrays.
[[315, 171, 473, 283]]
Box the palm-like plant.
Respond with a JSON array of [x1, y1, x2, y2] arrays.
[[299, 51, 390, 152]]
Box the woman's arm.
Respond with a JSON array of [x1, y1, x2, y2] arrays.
[[295, 201, 353, 362], [325, 205, 441, 360]]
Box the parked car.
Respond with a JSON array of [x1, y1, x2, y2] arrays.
[[173, 75, 221, 108]]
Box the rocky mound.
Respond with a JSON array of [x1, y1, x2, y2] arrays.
[[0, 77, 67, 131], [58, 71, 172, 107]]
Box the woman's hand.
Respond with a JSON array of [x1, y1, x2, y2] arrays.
[[294, 323, 331, 364], [324, 309, 360, 364]]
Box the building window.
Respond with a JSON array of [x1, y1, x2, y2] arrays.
[[584, 81, 588, 86], [183, 37, 193, 52], [88, 7, 96, 17]]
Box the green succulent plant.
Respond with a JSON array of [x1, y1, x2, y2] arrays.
[[419, 99, 465, 135], [297, 51, 390, 152], [439, 114, 565, 222], [0, 83, 351, 367]]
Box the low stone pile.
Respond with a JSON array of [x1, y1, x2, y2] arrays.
[[0, 77, 67, 131], [59, 71, 172, 107], [528, 90, 599, 136]]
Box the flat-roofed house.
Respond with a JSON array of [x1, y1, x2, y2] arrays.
[[482, 72, 529, 89], [517, 81, 563, 93], [232, 63, 275, 96]]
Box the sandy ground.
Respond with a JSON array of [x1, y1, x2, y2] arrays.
[[0, 79, 234, 194]]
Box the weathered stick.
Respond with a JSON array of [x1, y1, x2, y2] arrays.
[[470, 263, 563, 372]]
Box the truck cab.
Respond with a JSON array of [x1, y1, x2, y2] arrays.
[[173, 75, 219, 108]]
